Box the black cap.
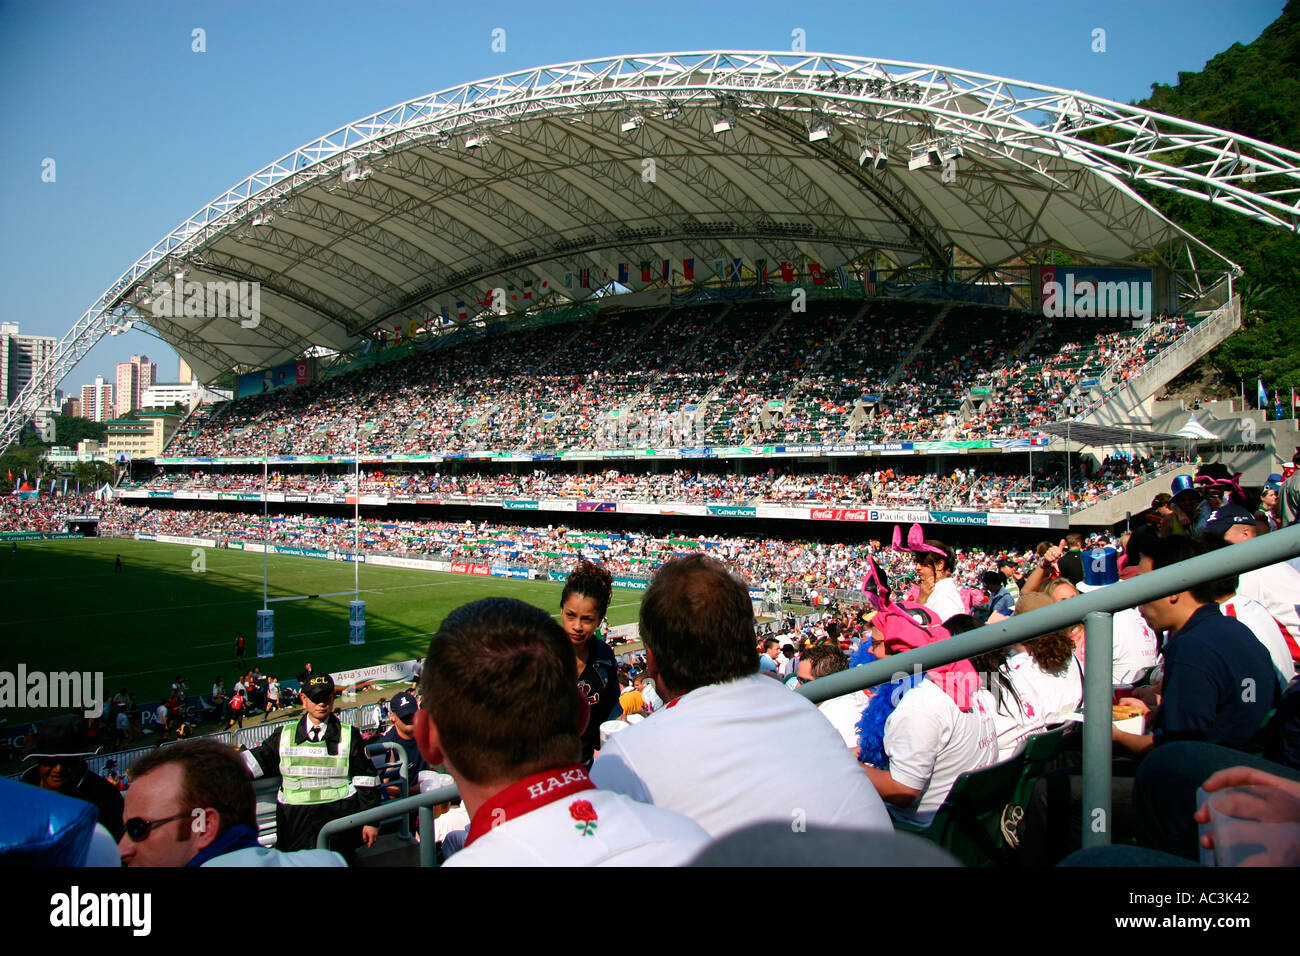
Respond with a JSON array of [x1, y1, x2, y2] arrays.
[[390, 691, 419, 721], [1204, 505, 1256, 535], [24, 714, 100, 762], [301, 674, 335, 702]]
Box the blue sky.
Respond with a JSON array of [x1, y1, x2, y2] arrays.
[[0, 0, 1286, 394]]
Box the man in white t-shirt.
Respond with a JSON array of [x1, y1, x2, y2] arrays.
[[1065, 549, 1159, 683], [796, 643, 869, 754], [591, 555, 891, 839], [412, 597, 709, 866], [1201, 505, 1300, 682]]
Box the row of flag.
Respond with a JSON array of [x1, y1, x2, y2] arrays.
[[1257, 380, 1297, 421], [381, 261, 874, 338], [6, 472, 78, 496]]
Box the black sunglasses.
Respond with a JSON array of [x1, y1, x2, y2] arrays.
[[124, 812, 191, 842], [37, 756, 83, 768]]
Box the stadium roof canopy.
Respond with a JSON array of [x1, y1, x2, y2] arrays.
[[7, 51, 1300, 450], [1038, 421, 1187, 446]]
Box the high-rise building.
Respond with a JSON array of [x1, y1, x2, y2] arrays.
[[62, 396, 82, 418], [178, 358, 193, 383], [81, 376, 114, 422], [115, 354, 156, 415], [0, 322, 58, 411]]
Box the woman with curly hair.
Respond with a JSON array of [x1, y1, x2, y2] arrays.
[[1005, 591, 1083, 728], [561, 561, 622, 766]]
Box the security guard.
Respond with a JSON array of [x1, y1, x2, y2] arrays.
[[241, 673, 380, 858]]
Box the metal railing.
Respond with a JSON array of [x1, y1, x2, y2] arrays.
[[1075, 299, 1239, 420], [796, 523, 1300, 850]]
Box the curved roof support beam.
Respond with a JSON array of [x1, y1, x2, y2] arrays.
[[7, 51, 1294, 450]]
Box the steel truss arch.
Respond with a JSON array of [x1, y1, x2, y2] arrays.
[[7, 50, 1297, 450]]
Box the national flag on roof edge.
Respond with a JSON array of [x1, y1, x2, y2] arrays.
[[618, 263, 629, 284], [683, 258, 694, 280], [713, 259, 725, 279], [808, 262, 825, 285], [580, 268, 591, 288], [780, 261, 794, 282], [730, 259, 743, 282], [564, 273, 574, 289], [1258, 379, 1268, 410], [756, 259, 768, 283], [836, 266, 849, 288], [456, 301, 468, 319], [640, 261, 651, 283], [523, 280, 534, 300], [539, 278, 549, 293], [866, 270, 878, 295]]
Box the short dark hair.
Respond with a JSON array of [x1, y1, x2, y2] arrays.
[[421, 598, 580, 785], [943, 613, 982, 635], [561, 561, 613, 619], [640, 554, 758, 694], [802, 643, 848, 679], [1189, 536, 1240, 600], [1143, 536, 1224, 604], [128, 739, 257, 838]]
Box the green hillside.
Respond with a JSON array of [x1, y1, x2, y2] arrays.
[[1133, 0, 1300, 392]]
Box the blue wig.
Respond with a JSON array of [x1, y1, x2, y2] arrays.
[[856, 670, 926, 769]]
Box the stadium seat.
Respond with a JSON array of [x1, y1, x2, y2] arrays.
[[890, 752, 1027, 868]]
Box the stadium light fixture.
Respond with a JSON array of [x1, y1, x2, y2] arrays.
[[808, 118, 833, 143], [712, 112, 733, 134], [465, 132, 491, 149], [620, 112, 644, 133], [907, 151, 931, 171], [251, 214, 274, 226]]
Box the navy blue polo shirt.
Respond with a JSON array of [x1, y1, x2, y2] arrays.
[[1154, 603, 1279, 750]]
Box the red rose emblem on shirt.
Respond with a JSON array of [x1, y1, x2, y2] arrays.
[[569, 800, 598, 836]]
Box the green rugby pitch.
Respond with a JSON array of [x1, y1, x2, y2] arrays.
[[0, 538, 645, 721]]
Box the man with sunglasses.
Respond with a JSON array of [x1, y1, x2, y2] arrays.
[[119, 739, 345, 867], [20, 714, 124, 841], [796, 642, 869, 755]]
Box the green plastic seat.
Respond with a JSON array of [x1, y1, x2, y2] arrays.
[[891, 752, 1027, 867]]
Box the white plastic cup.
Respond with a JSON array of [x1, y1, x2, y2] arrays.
[[1204, 785, 1300, 867], [418, 770, 454, 794]]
